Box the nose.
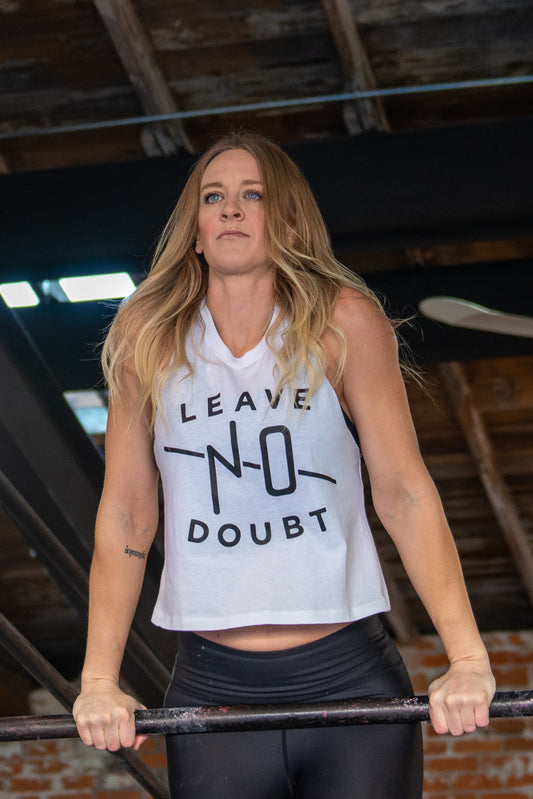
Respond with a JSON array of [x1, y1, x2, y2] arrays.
[[221, 196, 243, 220]]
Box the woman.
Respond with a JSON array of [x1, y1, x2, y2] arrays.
[[73, 132, 495, 798]]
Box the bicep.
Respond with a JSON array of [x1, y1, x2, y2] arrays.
[[334, 295, 430, 502], [98, 371, 160, 541]]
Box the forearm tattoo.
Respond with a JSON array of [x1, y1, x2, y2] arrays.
[[124, 545, 146, 560]]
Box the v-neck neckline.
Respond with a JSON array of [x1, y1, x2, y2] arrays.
[[200, 300, 273, 368]]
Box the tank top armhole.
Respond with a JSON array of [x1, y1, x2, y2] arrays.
[[341, 408, 361, 449]]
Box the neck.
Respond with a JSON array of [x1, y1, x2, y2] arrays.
[[205, 272, 275, 357]]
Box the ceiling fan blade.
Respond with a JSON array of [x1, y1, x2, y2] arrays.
[[418, 296, 533, 339]]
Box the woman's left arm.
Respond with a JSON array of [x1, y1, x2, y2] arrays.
[[331, 290, 496, 735]]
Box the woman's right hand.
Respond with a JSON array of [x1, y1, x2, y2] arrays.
[[73, 678, 147, 751]]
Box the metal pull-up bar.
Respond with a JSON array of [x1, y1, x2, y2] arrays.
[[1, 691, 532, 743]]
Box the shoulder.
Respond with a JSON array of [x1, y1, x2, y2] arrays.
[[331, 287, 397, 356]]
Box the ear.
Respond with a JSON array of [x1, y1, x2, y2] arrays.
[[286, 224, 297, 248], [195, 235, 203, 254]]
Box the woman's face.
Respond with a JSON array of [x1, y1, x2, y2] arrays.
[[195, 149, 270, 278]]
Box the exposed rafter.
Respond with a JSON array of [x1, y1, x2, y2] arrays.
[[439, 361, 533, 608], [91, 0, 194, 154], [320, 0, 389, 133]]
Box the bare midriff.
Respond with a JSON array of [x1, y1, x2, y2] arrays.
[[194, 622, 352, 652]]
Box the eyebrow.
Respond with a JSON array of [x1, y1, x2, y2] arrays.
[[200, 179, 263, 192]]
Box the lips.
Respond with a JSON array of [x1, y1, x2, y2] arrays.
[[217, 230, 249, 239]]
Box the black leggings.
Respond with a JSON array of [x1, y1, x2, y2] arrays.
[[164, 616, 423, 799]]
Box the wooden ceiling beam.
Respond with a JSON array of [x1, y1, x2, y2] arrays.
[[91, 0, 194, 154], [320, 0, 389, 133], [439, 361, 533, 609]]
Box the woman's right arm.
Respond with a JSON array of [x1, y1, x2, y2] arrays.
[[73, 368, 160, 752]]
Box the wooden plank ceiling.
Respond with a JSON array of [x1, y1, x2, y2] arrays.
[[0, 0, 532, 710]]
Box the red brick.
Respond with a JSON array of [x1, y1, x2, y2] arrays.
[[62, 773, 96, 789], [0, 753, 23, 776], [508, 774, 533, 787], [31, 756, 67, 774], [425, 739, 449, 754], [139, 752, 167, 769], [489, 651, 533, 665], [452, 773, 502, 790], [492, 665, 529, 686], [429, 795, 476, 799], [425, 755, 477, 772], [10, 776, 53, 791], [452, 737, 502, 753], [95, 791, 143, 799], [49, 793, 93, 799], [11, 796, 41, 799], [481, 794, 531, 799], [413, 637, 437, 651], [508, 632, 527, 646], [422, 774, 450, 791], [408, 672, 427, 692], [25, 739, 59, 756], [502, 736, 533, 751], [421, 654, 450, 668], [490, 718, 527, 734], [425, 724, 446, 739]]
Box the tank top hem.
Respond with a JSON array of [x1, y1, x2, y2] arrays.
[[151, 597, 391, 632]]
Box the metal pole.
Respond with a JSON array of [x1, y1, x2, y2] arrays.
[[1, 74, 533, 140], [1, 692, 532, 742], [0, 612, 170, 799]]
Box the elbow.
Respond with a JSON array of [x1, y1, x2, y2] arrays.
[[371, 472, 440, 531], [372, 488, 409, 530], [95, 498, 160, 549]]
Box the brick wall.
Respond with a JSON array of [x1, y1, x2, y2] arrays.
[[401, 631, 533, 799], [1, 630, 532, 798]]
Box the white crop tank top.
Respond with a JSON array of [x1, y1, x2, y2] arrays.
[[151, 302, 390, 631]]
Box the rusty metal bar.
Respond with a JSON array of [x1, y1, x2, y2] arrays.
[[0, 611, 169, 799], [1, 692, 532, 742]]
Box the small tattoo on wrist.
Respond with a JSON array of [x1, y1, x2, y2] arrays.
[[124, 545, 146, 560]]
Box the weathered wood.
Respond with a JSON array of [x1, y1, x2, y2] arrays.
[[91, 0, 194, 153], [347, 0, 533, 26], [439, 362, 533, 608], [462, 358, 533, 412], [320, 0, 389, 132]]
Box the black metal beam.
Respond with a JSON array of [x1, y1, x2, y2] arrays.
[[0, 299, 175, 701], [1, 692, 532, 742], [7, 258, 533, 394], [0, 470, 171, 694], [0, 298, 103, 571], [0, 611, 169, 798], [1, 118, 533, 278]]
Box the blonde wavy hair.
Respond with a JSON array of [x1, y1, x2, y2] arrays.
[[102, 131, 388, 426]]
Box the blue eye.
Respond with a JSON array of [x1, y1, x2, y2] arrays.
[[246, 190, 262, 200], [204, 192, 222, 204]]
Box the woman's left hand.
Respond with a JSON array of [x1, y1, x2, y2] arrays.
[[428, 657, 496, 735]]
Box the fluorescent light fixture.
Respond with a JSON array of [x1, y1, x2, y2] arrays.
[[64, 390, 108, 435], [58, 272, 135, 302], [0, 281, 40, 308]]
